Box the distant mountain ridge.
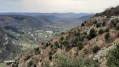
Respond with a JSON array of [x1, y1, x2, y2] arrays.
[[77, 14, 94, 21], [0, 15, 43, 30], [0, 12, 94, 18], [0, 13, 94, 25]]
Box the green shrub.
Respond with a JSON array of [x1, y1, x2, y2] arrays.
[[82, 58, 100, 67], [42, 60, 50, 67], [34, 48, 40, 55], [34, 64, 37, 67], [34, 47, 39, 51], [62, 41, 69, 48], [86, 35, 91, 40], [55, 53, 99, 67], [55, 41, 59, 47], [55, 53, 83, 67], [116, 26, 119, 30], [49, 52, 52, 56], [98, 29, 104, 34], [83, 32, 87, 35], [46, 43, 49, 47], [77, 41, 83, 50], [35, 49, 40, 55], [28, 60, 33, 66], [107, 44, 119, 67], [94, 20, 98, 24], [96, 23, 101, 28], [88, 28, 96, 39], [81, 23, 85, 27], [50, 45, 53, 48], [93, 45, 100, 53], [106, 16, 111, 18], [60, 37, 64, 40], [61, 32, 65, 35], [84, 49, 88, 54], [80, 34, 87, 41], [105, 32, 109, 40], [102, 22, 106, 26], [49, 55, 52, 60], [75, 32, 80, 36], [106, 28, 109, 32], [59, 45, 63, 49], [24, 55, 31, 61], [111, 19, 116, 27]]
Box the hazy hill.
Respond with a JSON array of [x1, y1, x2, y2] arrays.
[[77, 14, 94, 22], [0, 13, 94, 18], [0, 13, 94, 24], [7, 6, 119, 67], [0, 15, 43, 30]]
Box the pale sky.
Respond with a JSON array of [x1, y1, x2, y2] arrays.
[[0, 0, 119, 13]]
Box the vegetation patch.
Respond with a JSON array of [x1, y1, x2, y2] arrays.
[[93, 45, 100, 53], [0, 63, 6, 67], [107, 44, 119, 67]]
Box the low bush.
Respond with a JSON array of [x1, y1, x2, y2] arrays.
[[94, 20, 98, 24], [28, 60, 33, 67], [107, 44, 119, 67], [93, 45, 100, 53], [77, 41, 83, 50], [88, 28, 96, 40], [96, 23, 101, 28], [81, 23, 85, 27], [105, 32, 109, 40], [102, 22, 106, 26], [106, 28, 109, 32], [24, 55, 31, 61], [55, 41, 59, 47], [49, 55, 52, 60], [42, 60, 50, 67], [60, 37, 64, 40], [98, 29, 105, 34], [116, 26, 119, 30], [55, 53, 99, 67]]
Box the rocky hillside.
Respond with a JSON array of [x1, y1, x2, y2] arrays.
[[0, 15, 51, 63], [95, 6, 119, 16], [7, 6, 119, 67], [0, 29, 21, 63]]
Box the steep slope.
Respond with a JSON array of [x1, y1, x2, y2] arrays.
[[95, 6, 119, 16], [7, 6, 119, 67], [0, 15, 49, 63], [0, 29, 21, 63]]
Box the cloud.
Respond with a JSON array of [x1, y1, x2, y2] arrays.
[[0, 0, 119, 13]]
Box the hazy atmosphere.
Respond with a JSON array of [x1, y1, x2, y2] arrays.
[[0, 0, 119, 13], [0, 0, 119, 67]]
